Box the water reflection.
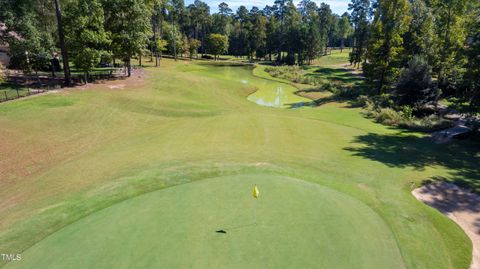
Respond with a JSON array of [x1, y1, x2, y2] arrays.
[[194, 64, 311, 108]]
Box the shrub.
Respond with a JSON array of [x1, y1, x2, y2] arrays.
[[371, 94, 395, 108], [374, 108, 404, 125], [264, 66, 328, 85], [265, 66, 305, 83], [320, 82, 336, 93], [395, 55, 439, 106], [354, 95, 371, 107], [404, 115, 453, 132], [367, 106, 452, 132], [401, 105, 414, 120]]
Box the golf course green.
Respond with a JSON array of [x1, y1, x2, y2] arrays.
[[5, 175, 404, 269], [0, 58, 477, 269]]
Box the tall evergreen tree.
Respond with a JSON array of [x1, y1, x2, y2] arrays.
[[402, 0, 435, 64], [246, 7, 267, 59], [348, 0, 370, 68], [463, 3, 480, 108], [338, 12, 353, 52], [187, 0, 210, 54], [431, 0, 471, 94], [298, 0, 321, 64], [211, 3, 232, 35], [318, 3, 334, 56], [364, 0, 411, 94]]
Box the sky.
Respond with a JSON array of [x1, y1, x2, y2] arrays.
[[184, 0, 350, 16]]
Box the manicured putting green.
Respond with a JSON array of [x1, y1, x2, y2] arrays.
[[7, 174, 404, 269]]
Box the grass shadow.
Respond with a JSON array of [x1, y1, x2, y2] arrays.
[[290, 87, 363, 109], [216, 222, 257, 234], [344, 132, 480, 191], [304, 67, 364, 85], [416, 179, 480, 236]]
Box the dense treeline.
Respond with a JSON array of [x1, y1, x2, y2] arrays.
[[0, 0, 479, 109], [359, 0, 480, 110], [0, 0, 353, 72]]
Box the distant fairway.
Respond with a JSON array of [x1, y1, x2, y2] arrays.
[[0, 58, 476, 268], [5, 175, 404, 269]]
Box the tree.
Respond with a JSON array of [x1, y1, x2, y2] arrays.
[[1, 0, 58, 76], [187, 1, 210, 54], [152, 38, 168, 65], [162, 21, 183, 57], [211, 2, 232, 35], [463, 3, 480, 108], [206, 33, 228, 60], [402, 0, 435, 63], [73, 48, 101, 83], [265, 10, 281, 62], [157, 38, 168, 54], [151, 0, 168, 67], [180, 34, 190, 57], [431, 0, 471, 94], [349, 0, 370, 67], [54, 0, 71, 85], [188, 38, 201, 60], [364, 0, 411, 94], [395, 56, 438, 106], [64, 0, 109, 83], [103, 0, 152, 76], [246, 7, 267, 60], [338, 13, 353, 52], [297, 0, 321, 64], [282, 1, 301, 64], [317, 3, 333, 56], [166, 0, 185, 61]]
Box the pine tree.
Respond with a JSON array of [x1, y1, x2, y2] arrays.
[[364, 0, 411, 94], [348, 0, 370, 68], [463, 3, 480, 108], [431, 0, 471, 94], [338, 13, 353, 53]]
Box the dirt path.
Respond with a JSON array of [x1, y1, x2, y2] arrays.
[[413, 182, 480, 269], [2, 68, 147, 104]]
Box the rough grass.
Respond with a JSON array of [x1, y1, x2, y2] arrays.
[[312, 48, 353, 66], [303, 67, 364, 86], [0, 58, 476, 269]]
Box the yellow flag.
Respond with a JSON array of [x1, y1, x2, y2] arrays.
[[253, 185, 260, 199]]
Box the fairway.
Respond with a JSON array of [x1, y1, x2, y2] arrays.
[[0, 60, 476, 269], [4, 175, 404, 269]]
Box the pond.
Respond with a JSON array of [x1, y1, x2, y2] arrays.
[[193, 64, 311, 108]]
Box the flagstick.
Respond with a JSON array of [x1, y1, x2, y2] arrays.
[[254, 199, 257, 225]]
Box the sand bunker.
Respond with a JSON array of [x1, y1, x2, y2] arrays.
[[413, 182, 480, 269]]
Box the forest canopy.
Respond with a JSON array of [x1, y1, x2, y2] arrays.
[[0, 0, 479, 109]]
